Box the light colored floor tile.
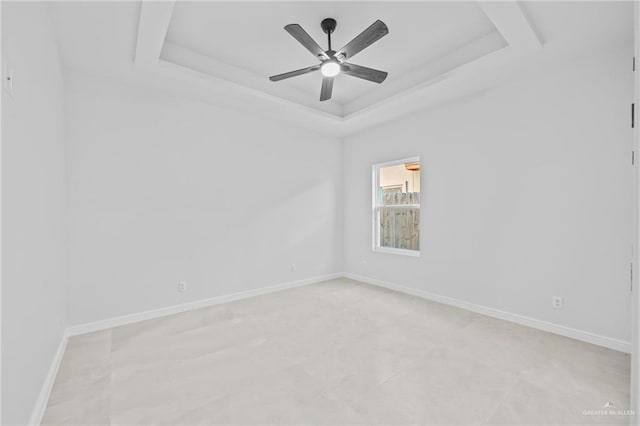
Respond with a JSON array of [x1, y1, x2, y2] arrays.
[[42, 330, 111, 426], [488, 375, 629, 425], [166, 365, 362, 426], [42, 279, 630, 425]]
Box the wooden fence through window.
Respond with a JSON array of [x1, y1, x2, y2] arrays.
[[379, 192, 420, 251]]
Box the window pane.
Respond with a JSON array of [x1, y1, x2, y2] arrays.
[[376, 161, 420, 252], [379, 206, 420, 250]]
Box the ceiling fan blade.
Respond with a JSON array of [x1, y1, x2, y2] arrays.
[[284, 24, 330, 60], [320, 76, 334, 101], [336, 20, 388, 60], [269, 65, 320, 82], [342, 63, 388, 83]]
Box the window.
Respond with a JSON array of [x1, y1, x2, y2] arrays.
[[372, 157, 420, 256]]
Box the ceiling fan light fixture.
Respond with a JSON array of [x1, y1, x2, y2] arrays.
[[321, 61, 340, 77]]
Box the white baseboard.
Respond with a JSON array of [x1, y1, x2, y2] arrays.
[[28, 331, 69, 426], [344, 273, 631, 353], [67, 272, 343, 337]]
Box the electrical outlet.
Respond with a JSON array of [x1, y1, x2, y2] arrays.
[[3, 64, 13, 96], [290, 264, 297, 272], [552, 296, 563, 309], [178, 281, 187, 292]]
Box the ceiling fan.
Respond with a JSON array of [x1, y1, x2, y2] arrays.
[[269, 18, 389, 102]]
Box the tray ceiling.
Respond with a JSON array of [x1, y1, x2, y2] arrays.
[[46, 1, 634, 137], [162, 2, 506, 110]]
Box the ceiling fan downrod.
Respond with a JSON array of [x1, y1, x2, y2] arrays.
[[321, 18, 337, 52]]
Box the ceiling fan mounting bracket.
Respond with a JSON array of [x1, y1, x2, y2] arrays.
[[321, 18, 337, 35]]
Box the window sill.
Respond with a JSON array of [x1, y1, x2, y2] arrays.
[[373, 247, 420, 257]]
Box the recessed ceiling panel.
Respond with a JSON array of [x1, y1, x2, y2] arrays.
[[163, 2, 502, 108]]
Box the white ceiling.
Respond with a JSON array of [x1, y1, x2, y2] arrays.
[[163, 2, 502, 106], [521, 1, 633, 51], [48, 1, 634, 137]]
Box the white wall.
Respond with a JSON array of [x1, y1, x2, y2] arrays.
[[64, 72, 343, 326], [344, 45, 634, 344], [631, 0, 640, 418], [1, 2, 68, 425]]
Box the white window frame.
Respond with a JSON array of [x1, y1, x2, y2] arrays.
[[372, 156, 421, 257]]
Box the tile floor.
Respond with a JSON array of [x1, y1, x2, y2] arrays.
[[42, 278, 631, 425]]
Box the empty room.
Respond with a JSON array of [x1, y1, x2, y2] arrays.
[[2, 1, 640, 425]]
